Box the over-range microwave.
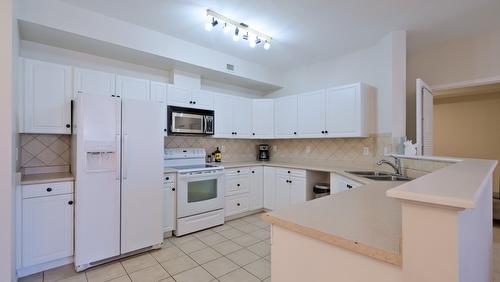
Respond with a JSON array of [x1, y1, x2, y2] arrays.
[[167, 106, 214, 136]]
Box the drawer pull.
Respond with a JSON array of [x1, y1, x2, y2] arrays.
[[237, 203, 240, 206], [172, 188, 176, 191], [237, 184, 240, 187], [287, 171, 291, 173], [46, 187, 52, 192], [165, 177, 170, 180], [237, 170, 240, 173], [252, 171, 255, 173], [68, 200, 73, 205]]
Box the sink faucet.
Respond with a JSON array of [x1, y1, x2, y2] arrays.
[[376, 156, 402, 176]]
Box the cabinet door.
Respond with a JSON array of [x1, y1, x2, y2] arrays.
[[23, 59, 72, 134], [298, 90, 326, 137], [232, 96, 252, 138], [225, 194, 250, 217], [290, 176, 307, 205], [166, 84, 191, 107], [249, 167, 264, 210], [274, 174, 291, 210], [191, 89, 214, 110], [274, 96, 298, 137], [263, 167, 276, 210], [151, 82, 168, 135], [162, 186, 174, 232], [252, 100, 274, 138], [22, 193, 73, 267], [214, 94, 234, 137], [116, 75, 150, 101], [325, 85, 361, 137], [74, 67, 115, 96]]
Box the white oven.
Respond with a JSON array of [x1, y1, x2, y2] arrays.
[[177, 168, 224, 218]]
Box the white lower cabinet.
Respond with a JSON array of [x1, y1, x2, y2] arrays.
[[263, 167, 276, 210], [162, 173, 176, 233], [330, 173, 362, 194], [224, 166, 264, 217], [249, 167, 264, 210], [275, 168, 308, 209], [225, 194, 250, 217], [18, 181, 74, 275]]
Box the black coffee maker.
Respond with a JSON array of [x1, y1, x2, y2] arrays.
[[257, 144, 270, 161]]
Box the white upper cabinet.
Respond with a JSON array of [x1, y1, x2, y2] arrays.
[[214, 94, 252, 138], [116, 75, 150, 101], [325, 83, 372, 137], [297, 90, 326, 137], [150, 81, 167, 104], [252, 99, 274, 138], [232, 96, 252, 138], [166, 84, 214, 110], [274, 95, 298, 138], [21, 59, 72, 134], [74, 67, 115, 97]]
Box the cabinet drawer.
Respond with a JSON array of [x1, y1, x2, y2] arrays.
[[276, 168, 306, 178], [225, 176, 250, 196], [22, 181, 73, 199], [225, 194, 249, 217], [163, 173, 176, 184], [225, 167, 250, 177]]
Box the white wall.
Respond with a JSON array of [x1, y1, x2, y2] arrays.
[[406, 28, 500, 141], [268, 31, 406, 136], [0, 0, 17, 280], [17, 0, 282, 88]]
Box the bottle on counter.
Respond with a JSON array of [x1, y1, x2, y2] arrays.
[[214, 147, 222, 162]]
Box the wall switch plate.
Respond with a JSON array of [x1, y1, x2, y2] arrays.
[[273, 145, 278, 152], [305, 145, 311, 154]]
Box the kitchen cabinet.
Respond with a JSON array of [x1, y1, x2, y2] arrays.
[[252, 99, 274, 138], [224, 168, 250, 196], [263, 166, 276, 210], [274, 95, 298, 138], [325, 83, 372, 137], [74, 67, 116, 96], [162, 173, 176, 233], [166, 84, 214, 110], [275, 168, 308, 209], [297, 90, 326, 137], [151, 81, 168, 135], [21, 59, 72, 134], [116, 75, 150, 101], [330, 173, 362, 194], [214, 94, 252, 138], [249, 166, 264, 210], [225, 194, 250, 217], [20, 181, 74, 269]]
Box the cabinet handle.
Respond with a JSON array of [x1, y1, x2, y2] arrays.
[[347, 184, 353, 189], [193, 101, 196, 104], [252, 133, 255, 136], [111, 95, 115, 97], [116, 95, 120, 98], [321, 131, 325, 134], [235, 132, 237, 135], [164, 129, 167, 132], [68, 201, 73, 205], [237, 170, 240, 173], [165, 177, 170, 180], [252, 171, 255, 173], [189, 101, 193, 104], [46, 187, 52, 192], [172, 188, 176, 191], [66, 124, 71, 128], [77, 90, 83, 94], [237, 184, 240, 187], [290, 180, 293, 183], [287, 171, 291, 173], [293, 132, 297, 135], [325, 131, 328, 134], [237, 203, 240, 206]]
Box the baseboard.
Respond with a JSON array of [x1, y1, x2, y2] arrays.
[[225, 208, 266, 221]]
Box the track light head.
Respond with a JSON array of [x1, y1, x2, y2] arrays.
[[233, 28, 240, 41], [263, 40, 271, 50]]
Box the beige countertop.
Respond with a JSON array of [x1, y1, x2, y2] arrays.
[[20, 172, 75, 185], [263, 181, 403, 266]]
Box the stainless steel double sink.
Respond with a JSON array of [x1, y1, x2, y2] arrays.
[[346, 171, 412, 181]]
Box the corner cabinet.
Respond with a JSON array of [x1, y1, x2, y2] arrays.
[[18, 181, 74, 277], [21, 59, 72, 134]]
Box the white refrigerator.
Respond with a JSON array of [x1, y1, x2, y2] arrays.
[[72, 94, 163, 271]]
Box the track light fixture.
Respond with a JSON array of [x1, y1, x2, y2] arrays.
[[205, 9, 272, 50]]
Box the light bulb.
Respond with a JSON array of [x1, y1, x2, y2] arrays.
[[233, 28, 240, 41], [248, 33, 257, 48], [223, 23, 231, 33], [249, 40, 256, 48], [263, 41, 271, 50]]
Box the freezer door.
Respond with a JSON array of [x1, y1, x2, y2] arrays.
[[74, 94, 121, 268], [121, 99, 164, 253]]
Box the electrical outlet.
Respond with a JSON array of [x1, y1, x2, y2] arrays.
[[273, 145, 278, 152], [363, 147, 369, 156], [384, 146, 391, 155], [305, 145, 311, 154]]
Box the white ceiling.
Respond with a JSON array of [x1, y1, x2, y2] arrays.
[[59, 0, 500, 70]]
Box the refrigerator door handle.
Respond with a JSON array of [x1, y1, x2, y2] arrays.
[[122, 134, 129, 180], [115, 134, 121, 180]]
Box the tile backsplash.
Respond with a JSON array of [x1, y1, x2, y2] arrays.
[[20, 134, 71, 174]]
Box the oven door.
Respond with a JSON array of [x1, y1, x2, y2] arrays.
[[177, 170, 224, 218], [171, 112, 205, 134]]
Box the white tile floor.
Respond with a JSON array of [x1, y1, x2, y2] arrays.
[[18, 217, 500, 282], [20, 213, 271, 282]]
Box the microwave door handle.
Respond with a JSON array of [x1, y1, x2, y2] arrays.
[[203, 116, 207, 133]]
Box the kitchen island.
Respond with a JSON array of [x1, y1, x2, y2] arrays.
[[263, 157, 497, 282]]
